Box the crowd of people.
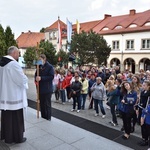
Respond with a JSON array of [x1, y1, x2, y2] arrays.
[[53, 65, 150, 150], [1, 46, 150, 150]]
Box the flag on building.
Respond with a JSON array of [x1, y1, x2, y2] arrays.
[[58, 19, 62, 50], [76, 19, 80, 34], [66, 18, 72, 43]]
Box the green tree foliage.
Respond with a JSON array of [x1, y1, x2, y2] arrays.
[[70, 31, 89, 65], [0, 24, 17, 58], [5, 26, 17, 50], [0, 24, 7, 58], [70, 30, 111, 66], [23, 40, 57, 68], [23, 47, 37, 68], [39, 40, 57, 65], [56, 49, 69, 67], [88, 30, 111, 66], [40, 27, 45, 33]]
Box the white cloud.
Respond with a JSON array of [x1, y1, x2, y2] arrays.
[[110, 0, 120, 7], [141, 0, 150, 3], [0, 0, 149, 39], [90, 0, 104, 11]]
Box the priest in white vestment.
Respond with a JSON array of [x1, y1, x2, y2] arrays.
[[0, 46, 28, 144]]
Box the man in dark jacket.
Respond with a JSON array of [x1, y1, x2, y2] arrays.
[[35, 54, 54, 120]]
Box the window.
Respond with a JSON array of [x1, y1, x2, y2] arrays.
[[115, 26, 122, 29], [126, 40, 134, 49], [145, 22, 150, 26], [128, 24, 137, 28], [52, 32, 56, 39], [102, 27, 109, 31], [142, 39, 150, 49], [112, 41, 119, 50], [49, 32, 53, 40], [49, 31, 56, 40]]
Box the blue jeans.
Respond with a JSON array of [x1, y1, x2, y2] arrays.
[[60, 89, 66, 102], [81, 94, 87, 109], [94, 98, 106, 115]]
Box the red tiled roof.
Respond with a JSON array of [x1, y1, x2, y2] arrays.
[[93, 9, 150, 35], [16, 9, 150, 49], [45, 19, 67, 38], [72, 20, 100, 33], [45, 20, 67, 31], [16, 31, 45, 48]]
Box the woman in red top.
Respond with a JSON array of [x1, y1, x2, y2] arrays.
[[65, 70, 73, 101]]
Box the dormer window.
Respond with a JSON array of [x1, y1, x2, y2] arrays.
[[115, 26, 122, 29], [102, 27, 109, 31], [128, 24, 137, 28], [145, 22, 150, 26]]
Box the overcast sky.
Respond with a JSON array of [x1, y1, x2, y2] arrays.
[[0, 0, 149, 39]]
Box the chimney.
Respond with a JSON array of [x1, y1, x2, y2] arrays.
[[21, 32, 24, 34], [129, 9, 136, 15], [104, 14, 112, 19], [28, 30, 31, 33]]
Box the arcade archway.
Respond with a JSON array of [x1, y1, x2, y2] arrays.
[[124, 58, 135, 73], [139, 58, 150, 71], [110, 58, 120, 68]]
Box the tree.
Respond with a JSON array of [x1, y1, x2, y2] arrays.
[[24, 47, 37, 68], [23, 40, 57, 68], [70, 30, 111, 66], [0, 24, 6, 58], [56, 49, 69, 67], [39, 40, 57, 65], [5, 26, 17, 50], [70, 31, 90, 65], [40, 27, 45, 33], [88, 30, 111, 66]]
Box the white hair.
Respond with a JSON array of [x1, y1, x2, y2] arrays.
[[7, 46, 18, 54]]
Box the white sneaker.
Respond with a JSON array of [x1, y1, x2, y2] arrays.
[[95, 113, 99, 117], [68, 99, 71, 102], [62, 102, 65, 105], [111, 122, 118, 126], [106, 106, 110, 109], [77, 110, 80, 113], [147, 148, 150, 150], [71, 109, 75, 112], [102, 115, 106, 119]]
